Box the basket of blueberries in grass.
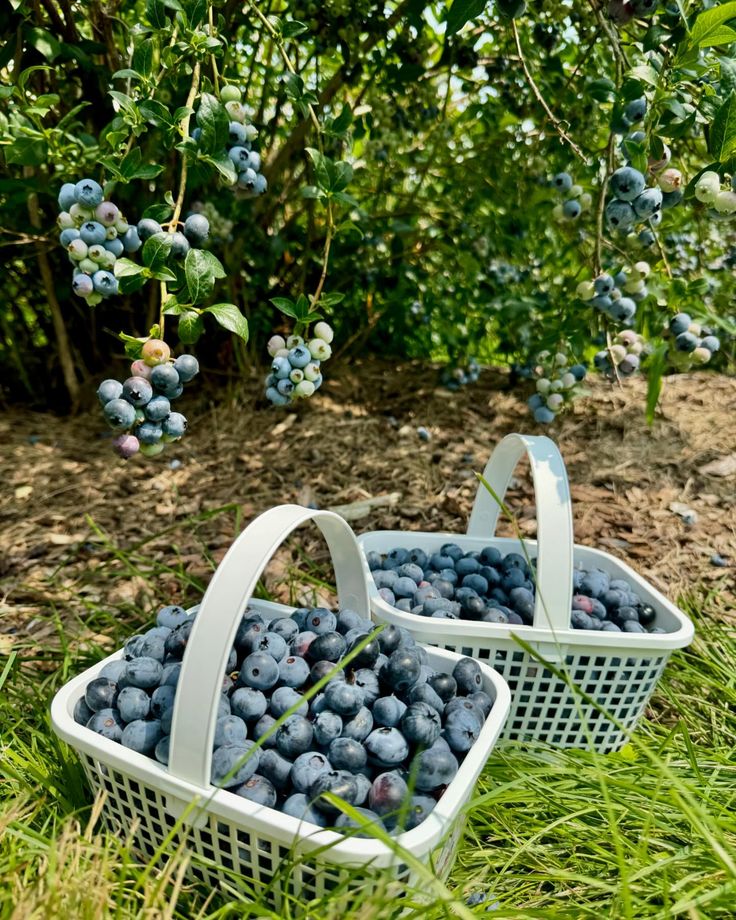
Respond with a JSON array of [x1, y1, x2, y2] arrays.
[[51, 505, 511, 905], [358, 433, 694, 754]]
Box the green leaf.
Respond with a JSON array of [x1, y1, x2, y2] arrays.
[[306, 147, 337, 191], [317, 292, 345, 308], [446, 0, 486, 36], [645, 344, 667, 426], [114, 258, 144, 278], [119, 274, 147, 294], [271, 296, 299, 319], [25, 27, 61, 61], [709, 92, 736, 161], [330, 105, 353, 135], [204, 303, 249, 342], [142, 232, 173, 271], [282, 20, 308, 38], [197, 92, 229, 154], [283, 73, 304, 100], [132, 39, 154, 76], [112, 69, 143, 80], [184, 248, 225, 303], [146, 0, 169, 29], [332, 160, 353, 192], [139, 99, 176, 128], [3, 134, 47, 166], [301, 185, 324, 199], [142, 203, 173, 222], [202, 152, 237, 185], [690, 2, 736, 48], [152, 267, 177, 282], [178, 310, 204, 344], [182, 0, 208, 25]]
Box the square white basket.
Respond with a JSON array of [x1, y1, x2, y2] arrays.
[[358, 434, 694, 754], [51, 505, 511, 907]]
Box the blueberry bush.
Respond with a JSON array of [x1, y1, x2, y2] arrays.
[[0, 0, 735, 433]]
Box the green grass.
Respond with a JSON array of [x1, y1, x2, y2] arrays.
[[1, 522, 734, 919]]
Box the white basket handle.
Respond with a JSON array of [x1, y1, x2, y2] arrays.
[[467, 434, 573, 631], [168, 504, 370, 788]]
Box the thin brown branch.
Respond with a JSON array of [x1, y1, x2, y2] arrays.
[[511, 20, 587, 164], [594, 132, 617, 275]]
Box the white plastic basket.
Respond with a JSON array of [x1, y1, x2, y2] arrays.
[[51, 504, 511, 906], [358, 434, 694, 754]]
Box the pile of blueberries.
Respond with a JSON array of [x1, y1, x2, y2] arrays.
[[664, 312, 721, 368], [192, 86, 267, 197], [367, 543, 665, 634], [264, 322, 334, 406], [441, 359, 480, 391], [76, 604, 494, 836], [594, 329, 649, 378], [550, 172, 593, 222], [136, 211, 211, 255], [577, 261, 651, 324], [97, 341, 198, 459], [527, 350, 587, 425], [58, 178, 141, 303]]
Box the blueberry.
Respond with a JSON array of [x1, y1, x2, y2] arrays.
[[269, 618, 300, 642], [151, 684, 176, 719], [368, 770, 409, 826], [365, 551, 383, 571], [276, 715, 314, 758], [122, 719, 162, 754], [633, 188, 663, 219], [606, 199, 636, 230], [352, 668, 380, 707], [164, 620, 193, 659], [92, 270, 118, 295], [85, 678, 119, 712], [639, 604, 656, 626], [313, 710, 343, 746], [156, 605, 189, 629], [307, 631, 347, 663], [624, 96, 647, 122], [144, 395, 170, 422], [623, 620, 647, 633], [412, 743, 459, 791], [240, 652, 279, 691], [365, 727, 409, 767], [342, 706, 374, 742], [73, 696, 95, 726], [270, 686, 308, 718], [211, 741, 261, 787], [138, 632, 166, 661], [609, 167, 646, 202], [337, 608, 370, 634], [75, 178, 103, 207], [571, 610, 594, 629], [259, 749, 293, 791], [373, 569, 398, 590], [58, 182, 77, 210], [230, 687, 267, 724], [408, 681, 445, 714], [183, 213, 209, 244], [278, 655, 310, 688], [282, 793, 327, 826], [154, 735, 171, 764], [675, 332, 698, 353], [123, 657, 163, 690], [121, 227, 142, 252], [452, 658, 483, 694], [401, 702, 442, 747], [383, 649, 421, 693], [553, 172, 572, 191], [308, 660, 339, 684], [323, 681, 362, 717], [328, 737, 368, 772], [309, 770, 361, 816], [103, 398, 136, 431], [172, 354, 199, 384], [334, 808, 386, 836], [233, 773, 277, 807], [291, 631, 317, 658], [214, 715, 248, 748], [306, 608, 337, 635], [455, 557, 481, 578], [116, 686, 151, 722], [373, 695, 407, 728], [445, 697, 483, 723], [443, 707, 482, 752], [150, 364, 180, 394], [253, 632, 288, 662], [427, 673, 457, 703], [86, 708, 125, 741], [397, 563, 424, 584], [135, 421, 163, 446], [385, 547, 409, 568], [580, 570, 609, 598], [162, 412, 187, 439], [402, 795, 437, 830]]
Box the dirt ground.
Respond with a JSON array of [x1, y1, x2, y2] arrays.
[[1, 358, 735, 652]]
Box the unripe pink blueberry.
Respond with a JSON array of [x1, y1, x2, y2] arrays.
[[95, 201, 120, 225], [131, 359, 153, 380], [142, 338, 171, 366], [658, 169, 682, 193], [112, 433, 140, 459]]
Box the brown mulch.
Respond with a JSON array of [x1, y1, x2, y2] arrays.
[[1, 358, 735, 652]]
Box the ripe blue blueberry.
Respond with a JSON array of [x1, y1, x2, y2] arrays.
[[121, 227, 142, 252], [122, 719, 162, 754], [606, 199, 636, 230], [383, 649, 421, 693], [328, 737, 368, 772], [104, 238, 124, 257], [92, 270, 118, 295], [85, 677, 119, 711], [137, 218, 163, 241], [412, 743, 459, 791], [313, 709, 344, 746], [60, 228, 80, 247], [154, 735, 171, 764], [86, 708, 125, 741], [150, 684, 176, 719], [135, 421, 163, 445], [270, 686, 308, 719], [400, 702, 442, 747], [240, 651, 280, 691], [553, 172, 573, 191], [365, 727, 409, 767], [74, 697, 95, 726], [633, 188, 663, 219], [287, 345, 311, 369], [324, 681, 364, 717], [116, 686, 151, 722], [275, 715, 314, 758], [75, 178, 104, 207], [150, 364, 180, 393], [122, 376, 153, 407], [334, 808, 386, 836], [58, 183, 77, 210], [211, 741, 261, 787], [259, 749, 293, 791], [309, 769, 361, 815], [563, 199, 581, 219], [234, 774, 278, 807], [278, 655, 310, 688], [97, 379, 123, 405], [183, 213, 209, 244], [282, 793, 327, 826], [170, 232, 190, 258], [173, 354, 199, 383], [214, 715, 248, 748], [80, 221, 107, 245], [342, 706, 374, 742], [624, 96, 647, 123], [123, 656, 163, 689], [609, 167, 646, 202], [162, 412, 187, 440], [143, 395, 171, 421]]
